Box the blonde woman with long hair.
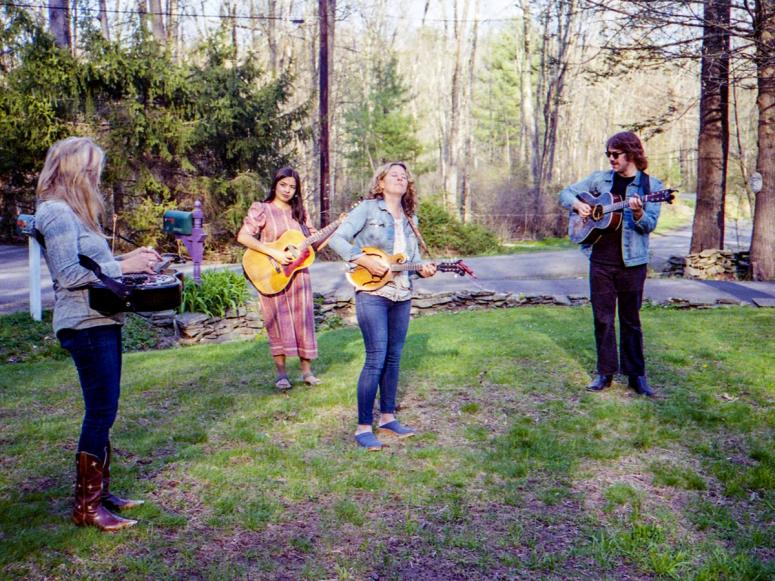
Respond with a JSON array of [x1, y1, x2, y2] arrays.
[[35, 136, 161, 531], [329, 162, 436, 450]]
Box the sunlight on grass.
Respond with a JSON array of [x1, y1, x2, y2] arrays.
[[0, 306, 773, 578]]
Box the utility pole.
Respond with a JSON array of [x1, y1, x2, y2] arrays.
[[318, 0, 331, 226]]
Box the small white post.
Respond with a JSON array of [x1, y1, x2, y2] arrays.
[[29, 236, 42, 321]]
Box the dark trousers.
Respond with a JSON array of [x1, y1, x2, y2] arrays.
[[355, 292, 411, 425], [589, 262, 647, 376], [58, 325, 123, 462]]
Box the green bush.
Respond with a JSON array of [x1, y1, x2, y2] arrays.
[[180, 269, 251, 317], [418, 198, 501, 256]]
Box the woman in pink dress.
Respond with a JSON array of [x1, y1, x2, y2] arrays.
[[237, 167, 320, 390]]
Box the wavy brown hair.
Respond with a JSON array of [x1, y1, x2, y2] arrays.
[[36, 136, 106, 234], [366, 162, 417, 217], [607, 131, 648, 171]]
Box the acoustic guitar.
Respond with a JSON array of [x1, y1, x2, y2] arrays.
[[346, 246, 476, 292], [568, 189, 677, 245], [242, 213, 350, 295]]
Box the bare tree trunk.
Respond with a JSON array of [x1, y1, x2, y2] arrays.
[[98, 0, 110, 41], [751, 0, 775, 279], [167, 0, 179, 57], [460, 0, 480, 224], [266, 0, 278, 74], [443, 0, 470, 215], [148, 0, 165, 41], [48, 0, 71, 49], [137, 0, 147, 35], [519, 0, 537, 183], [691, 0, 730, 253]]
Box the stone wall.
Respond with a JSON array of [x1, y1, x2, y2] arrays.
[[158, 291, 592, 346]]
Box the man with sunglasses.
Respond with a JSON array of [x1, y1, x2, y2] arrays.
[[559, 131, 663, 396]]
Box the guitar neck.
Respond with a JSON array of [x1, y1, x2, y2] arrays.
[[602, 193, 661, 214], [300, 218, 343, 250]]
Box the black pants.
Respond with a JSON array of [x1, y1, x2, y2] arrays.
[[589, 262, 647, 376]]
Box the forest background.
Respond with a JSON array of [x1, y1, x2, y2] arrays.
[[0, 0, 773, 277]]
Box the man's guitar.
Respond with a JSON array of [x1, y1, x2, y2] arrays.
[[568, 189, 677, 245], [346, 246, 476, 292], [242, 212, 350, 295]]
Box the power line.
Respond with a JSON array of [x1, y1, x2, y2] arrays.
[[4, 1, 522, 25], [1, 1, 305, 23]]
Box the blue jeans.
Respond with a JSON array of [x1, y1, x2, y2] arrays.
[[355, 292, 411, 425], [58, 325, 123, 462]]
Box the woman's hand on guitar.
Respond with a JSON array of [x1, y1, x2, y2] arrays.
[[354, 255, 389, 277], [573, 199, 592, 218], [271, 249, 295, 265], [120, 249, 159, 274], [121, 246, 161, 262], [419, 263, 437, 278]]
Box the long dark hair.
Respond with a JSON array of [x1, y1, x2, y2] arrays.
[[606, 131, 648, 171], [264, 167, 308, 226]]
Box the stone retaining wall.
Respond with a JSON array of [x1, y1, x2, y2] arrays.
[[147, 287, 751, 346]]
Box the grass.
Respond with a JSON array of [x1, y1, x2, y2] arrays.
[[500, 236, 576, 253], [0, 306, 773, 579]]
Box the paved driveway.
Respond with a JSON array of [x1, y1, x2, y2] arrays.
[[2, 221, 769, 315]]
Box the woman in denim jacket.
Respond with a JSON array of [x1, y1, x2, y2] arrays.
[[558, 131, 662, 396], [329, 162, 436, 450]]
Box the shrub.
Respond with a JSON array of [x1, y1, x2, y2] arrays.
[[180, 269, 251, 318], [418, 198, 501, 256]]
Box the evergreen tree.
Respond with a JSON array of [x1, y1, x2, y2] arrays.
[[343, 55, 424, 185]]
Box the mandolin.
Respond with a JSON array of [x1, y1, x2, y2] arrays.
[[242, 212, 351, 295], [568, 189, 676, 245], [346, 246, 476, 292]]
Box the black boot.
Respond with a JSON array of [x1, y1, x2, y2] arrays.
[[101, 442, 144, 512], [628, 376, 654, 397], [586, 374, 613, 391]]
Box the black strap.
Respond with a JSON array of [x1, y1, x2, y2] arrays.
[[640, 171, 651, 197], [33, 228, 132, 299]]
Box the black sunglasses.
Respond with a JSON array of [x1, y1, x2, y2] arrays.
[[605, 151, 625, 159]]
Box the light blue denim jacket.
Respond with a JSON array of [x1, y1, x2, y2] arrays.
[[329, 198, 422, 283], [558, 170, 663, 267]]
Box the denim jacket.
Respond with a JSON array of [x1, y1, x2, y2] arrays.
[[558, 170, 663, 267], [329, 198, 422, 282]]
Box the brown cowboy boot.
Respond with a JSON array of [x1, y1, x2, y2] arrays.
[[72, 451, 137, 531], [101, 442, 144, 512]]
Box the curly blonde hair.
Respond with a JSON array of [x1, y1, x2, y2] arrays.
[[36, 136, 106, 234], [366, 162, 417, 217]]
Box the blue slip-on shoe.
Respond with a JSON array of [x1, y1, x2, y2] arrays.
[[377, 420, 416, 439], [354, 431, 383, 451]]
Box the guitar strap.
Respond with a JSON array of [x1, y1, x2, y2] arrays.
[[32, 228, 132, 299], [404, 211, 433, 259], [640, 171, 651, 198]]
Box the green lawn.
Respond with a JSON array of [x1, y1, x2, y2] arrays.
[[1, 307, 774, 579]]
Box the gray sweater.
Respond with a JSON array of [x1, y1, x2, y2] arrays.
[[35, 200, 124, 333]]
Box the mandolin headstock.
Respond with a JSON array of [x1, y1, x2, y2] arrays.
[[438, 259, 477, 278]]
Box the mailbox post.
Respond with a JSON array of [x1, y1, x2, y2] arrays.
[[16, 214, 42, 321], [163, 200, 207, 283]]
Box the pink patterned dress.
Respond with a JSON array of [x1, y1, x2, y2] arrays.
[[241, 202, 318, 359]]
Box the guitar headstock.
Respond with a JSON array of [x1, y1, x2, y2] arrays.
[[649, 189, 677, 204], [438, 259, 477, 278]]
